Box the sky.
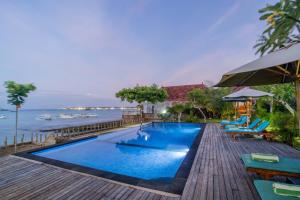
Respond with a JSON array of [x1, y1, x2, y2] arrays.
[[0, 0, 277, 109]]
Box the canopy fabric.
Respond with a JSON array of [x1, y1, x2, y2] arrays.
[[222, 97, 248, 102], [223, 87, 274, 101], [216, 43, 300, 87]]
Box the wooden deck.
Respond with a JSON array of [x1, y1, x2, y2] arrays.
[[0, 124, 299, 200]]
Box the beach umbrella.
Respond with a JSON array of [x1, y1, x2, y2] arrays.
[[223, 87, 274, 100], [216, 42, 300, 131], [223, 87, 274, 121]]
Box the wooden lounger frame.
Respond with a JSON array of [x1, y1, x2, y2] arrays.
[[225, 131, 261, 140], [246, 167, 300, 180], [225, 131, 273, 140]]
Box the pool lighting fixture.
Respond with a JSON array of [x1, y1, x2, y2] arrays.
[[161, 109, 167, 114]]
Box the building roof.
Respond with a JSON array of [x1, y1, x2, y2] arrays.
[[163, 83, 206, 102]]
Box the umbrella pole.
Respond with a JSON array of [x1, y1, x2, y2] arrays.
[[295, 79, 300, 135]]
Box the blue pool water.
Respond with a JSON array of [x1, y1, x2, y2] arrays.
[[32, 122, 202, 180]]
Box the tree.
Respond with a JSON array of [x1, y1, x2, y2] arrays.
[[255, 0, 300, 56], [4, 81, 36, 152], [207, 87, 232, 118], [187, 89, 209, 122], [116, 84, 168, 128], [168, 104, 186, 122], [255, 83, 296, 115]]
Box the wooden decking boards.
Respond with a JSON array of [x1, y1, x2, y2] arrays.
[[0, 124, 299, 200]]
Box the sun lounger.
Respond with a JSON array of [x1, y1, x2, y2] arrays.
[[220, 116, 248, 127], [254, 180, 300, 200], [241, 154, 300, 179], [224, 121, 270, 140], [225, 118, 261, 130]]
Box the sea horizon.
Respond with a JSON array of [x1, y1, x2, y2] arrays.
[[0, 108, 124, 146]]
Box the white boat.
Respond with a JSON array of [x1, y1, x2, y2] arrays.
[[85, 113, 97, 118], [0, 115, 7, 119], [72, 114, 82, 118], [37, 114, 52, 120], [59, 114, 75, 119]]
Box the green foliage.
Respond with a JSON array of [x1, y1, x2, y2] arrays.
[[184, 114, 201, 123], [187, 88, 210, 120], [157, 112, 172, 122], [208, 87, 233, 117], [270, 112, 297, 145], [168, 104, 184, 115], [116, 84, 168, 104], [253, 83, 299, 146], [253, 98, 271, 120], [4, 81, 36, 107], [255, 83, 296, 111], [255, 0, 300, 56], [187, 89, 209, 107], [167, 103, 187, 122], [187, 87, 232, 119], [294, 137, 300, 149]]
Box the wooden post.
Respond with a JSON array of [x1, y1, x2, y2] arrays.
[[4, 136, 7, 149], [21, 134, 24, 143], [295, 78, 300, 135], [295, 60, 300, 136], [31, 133, 34, 143], [13, 136, 16, 146]]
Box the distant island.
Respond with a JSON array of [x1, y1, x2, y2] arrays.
[[0, 108, 13, 112], [63, 106, 137, 110]]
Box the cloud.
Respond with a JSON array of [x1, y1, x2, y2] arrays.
[[163, 20, 261, 87], [207, 2, 240, 33], [0, 1, 160, 100], [163, 48, 256, 86]]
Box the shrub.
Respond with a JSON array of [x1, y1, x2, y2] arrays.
[[270, 112, 297, 145]]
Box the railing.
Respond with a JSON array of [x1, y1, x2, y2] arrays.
[[122, 110, 140, 115], [1, 119, 127, 149]]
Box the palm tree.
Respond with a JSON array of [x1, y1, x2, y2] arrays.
[[4, 81, 36, 152], [255, 0, 300, 56]]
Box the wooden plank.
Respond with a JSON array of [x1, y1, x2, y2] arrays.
[[0, 124, 299, 200]]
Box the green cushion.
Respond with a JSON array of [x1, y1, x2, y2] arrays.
[[273, 183, 300, 198], [251, 153, 279, 163], [254, 180, 299, 200], [241, 154, 300, 174]]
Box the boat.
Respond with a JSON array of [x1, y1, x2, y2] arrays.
[[85, 113, 97, 118], [74, 113, 98, 118], [0, 115, 7, 119], [37, 114, 52, 120], [59, 114, 75, 119]]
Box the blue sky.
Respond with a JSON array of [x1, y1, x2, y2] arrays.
[[0, 0, 276, 108]]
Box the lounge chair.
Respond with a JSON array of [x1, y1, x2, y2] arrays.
[[254, 180, 300, 200], [241, 154, 300, 179], [225, 118, 261, 130], [224, 120, 270, 140], [220, 115, 248, 127]]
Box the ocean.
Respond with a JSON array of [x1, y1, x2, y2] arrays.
[[0, 109, 122, 146]]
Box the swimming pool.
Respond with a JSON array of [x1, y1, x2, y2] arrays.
[[17, 122, 205, 194]]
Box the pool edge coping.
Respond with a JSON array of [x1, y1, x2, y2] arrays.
[[14, 122, 206, 196]]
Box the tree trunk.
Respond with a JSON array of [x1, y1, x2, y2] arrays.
[[197, 107, 207, 122], [178, 112, 182, 122], [139, 105, 143, 130], [295, 79, 300, 135], [15, 106, 19, 153]]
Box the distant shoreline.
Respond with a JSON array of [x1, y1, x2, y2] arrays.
[[0, 107, 137, 111]]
